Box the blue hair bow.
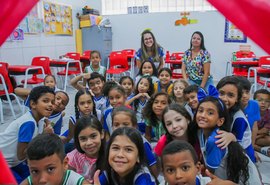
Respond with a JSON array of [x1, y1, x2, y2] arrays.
[[197, 85, 219, 101], [197, 85, 224, 110]]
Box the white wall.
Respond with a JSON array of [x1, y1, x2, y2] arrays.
[[0, 0, 100, 65], [106, 11, 268, 81]]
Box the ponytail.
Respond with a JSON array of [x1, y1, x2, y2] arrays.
[[226, 142, 249, 184]]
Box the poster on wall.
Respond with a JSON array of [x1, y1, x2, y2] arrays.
[[19, 5, 43, 34], [224, 19, 247, 43], [43, 1, 72, 35]]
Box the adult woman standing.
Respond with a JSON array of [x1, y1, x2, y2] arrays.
[[135, 29, 165, 71], [181, 31, 213, 90]]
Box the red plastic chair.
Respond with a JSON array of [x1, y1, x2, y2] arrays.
[[232, 51, 257, 77], [169, 52, 184, 79], [248, 56, 270, 93], [0, 62, 22, 123], [81, 50, 91, 71], [57, 52, 82, 91], [106, 51, 130, 80], [122, 49, 136, 78], [21, 56, 51, 85]]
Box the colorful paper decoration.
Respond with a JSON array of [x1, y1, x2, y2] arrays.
[[175, 12, 198, 26], [43, 1, 73, 35]]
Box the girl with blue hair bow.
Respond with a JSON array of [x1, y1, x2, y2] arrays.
[[193, 85, 261, 184]]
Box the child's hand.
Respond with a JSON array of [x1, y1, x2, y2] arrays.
[[215, 130, 236, 149], [82, 73, 91, 80], [206, 169, 237, 185], [43, 119, 54, 134], [143, 93, 150, 99], [93, 169, 101, 185]]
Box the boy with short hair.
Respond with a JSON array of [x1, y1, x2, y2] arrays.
[[183, 84, 199, 118], [70, 72, 109, 112], [237, 76, 260, 159], [253, 89, 270, 157], [20, 133, 89, 185]]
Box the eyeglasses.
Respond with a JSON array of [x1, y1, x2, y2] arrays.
[[256, 99, 270, 103]]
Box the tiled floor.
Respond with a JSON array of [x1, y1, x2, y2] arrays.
[[0, 86, 270, 184]]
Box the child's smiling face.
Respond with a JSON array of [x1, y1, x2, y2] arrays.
[[163, 150, 200, 185]]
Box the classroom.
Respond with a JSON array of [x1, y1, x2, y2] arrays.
[[0, 0, 270, 184]]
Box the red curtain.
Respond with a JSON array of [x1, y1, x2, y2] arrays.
[[208, 0, 270, 54], [0, 0, 38, 46]]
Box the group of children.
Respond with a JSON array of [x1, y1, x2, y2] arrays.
[[0, 50, 269, 185]]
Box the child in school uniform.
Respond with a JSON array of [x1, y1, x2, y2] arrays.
[[119, 76, 135, 100], [84, 50, 106, 78], [20, 133, 89, 185], [70, 72, 109, 113], [253, 89, 270, 157], [111, 106, 159, 178], [183, 84, 199, 119], [153, 68, 173, 95], [135, 60, 159, 85], [0, 86, 55, 184]]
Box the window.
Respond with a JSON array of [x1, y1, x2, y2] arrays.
[[102, 0, 215, 15]]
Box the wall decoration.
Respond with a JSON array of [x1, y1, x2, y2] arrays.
[[43, 1, 72, 35], [175, 12, 198, 26], [224, 19, 247, 43]]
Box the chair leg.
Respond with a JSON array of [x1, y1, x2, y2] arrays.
[[6, 95, 16, 120], [0, 100, 3, 124], [12, 93, 23, 115]]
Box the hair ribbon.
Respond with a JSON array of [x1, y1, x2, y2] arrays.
[[197, 85, 224, 110]]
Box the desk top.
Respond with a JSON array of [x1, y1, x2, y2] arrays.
[[165, 59, 182, 64]]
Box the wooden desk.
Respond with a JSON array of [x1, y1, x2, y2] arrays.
[[8, 65, 45, 88]]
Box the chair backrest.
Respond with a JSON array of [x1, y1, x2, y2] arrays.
[[83, 50, 91, 57], [171, 52, 184, 60], [109, 51, 129, 69], [258, 56, 270, 66], [66, 52, 81, 60], [122, 49, 136, 57], [32, 56, 52, 75], [0, 62, 14, 94], [236, 51, 256, 58]]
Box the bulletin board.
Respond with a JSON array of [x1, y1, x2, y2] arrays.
[[224, 19, 247, 43], [43, 1, 73, 35]]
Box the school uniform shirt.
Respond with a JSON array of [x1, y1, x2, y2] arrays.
[[142, 136, 157, 167], [231, 110, 256, 162], [198, 128, 226, 171], [27, 170, 85, 185], [159, 175, 210, 185], [0, 111, 38, 167], [67, 149, 97, 182], [127, 92, 135, 101], [133, 99, 148, 134], [85, 64, 106, 77], [99, 166, 156, 185], [145, 119, 165, 141], [62, 110, 102, 142], [103, 108, 114, 135], [184, 103, 195, 119], [214, 153, 261, 185], [38, 112, 63, 135], [244, 100, 261, 129], [135, 75, 159, 85], [153, 81, 173, 95], [135, 47, 165, 70], [94, 95, 110, 113]]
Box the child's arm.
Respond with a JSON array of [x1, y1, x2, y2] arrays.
[[205, 169, 237, 185], [17, 142, 28, 161], [14, 87, 31, 100], [70, 73, 90, 90], [145, 126, 152, 142], [125, 93, 142, 105], [61, 120, 74, 144], [215, 130, 236, 149]]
